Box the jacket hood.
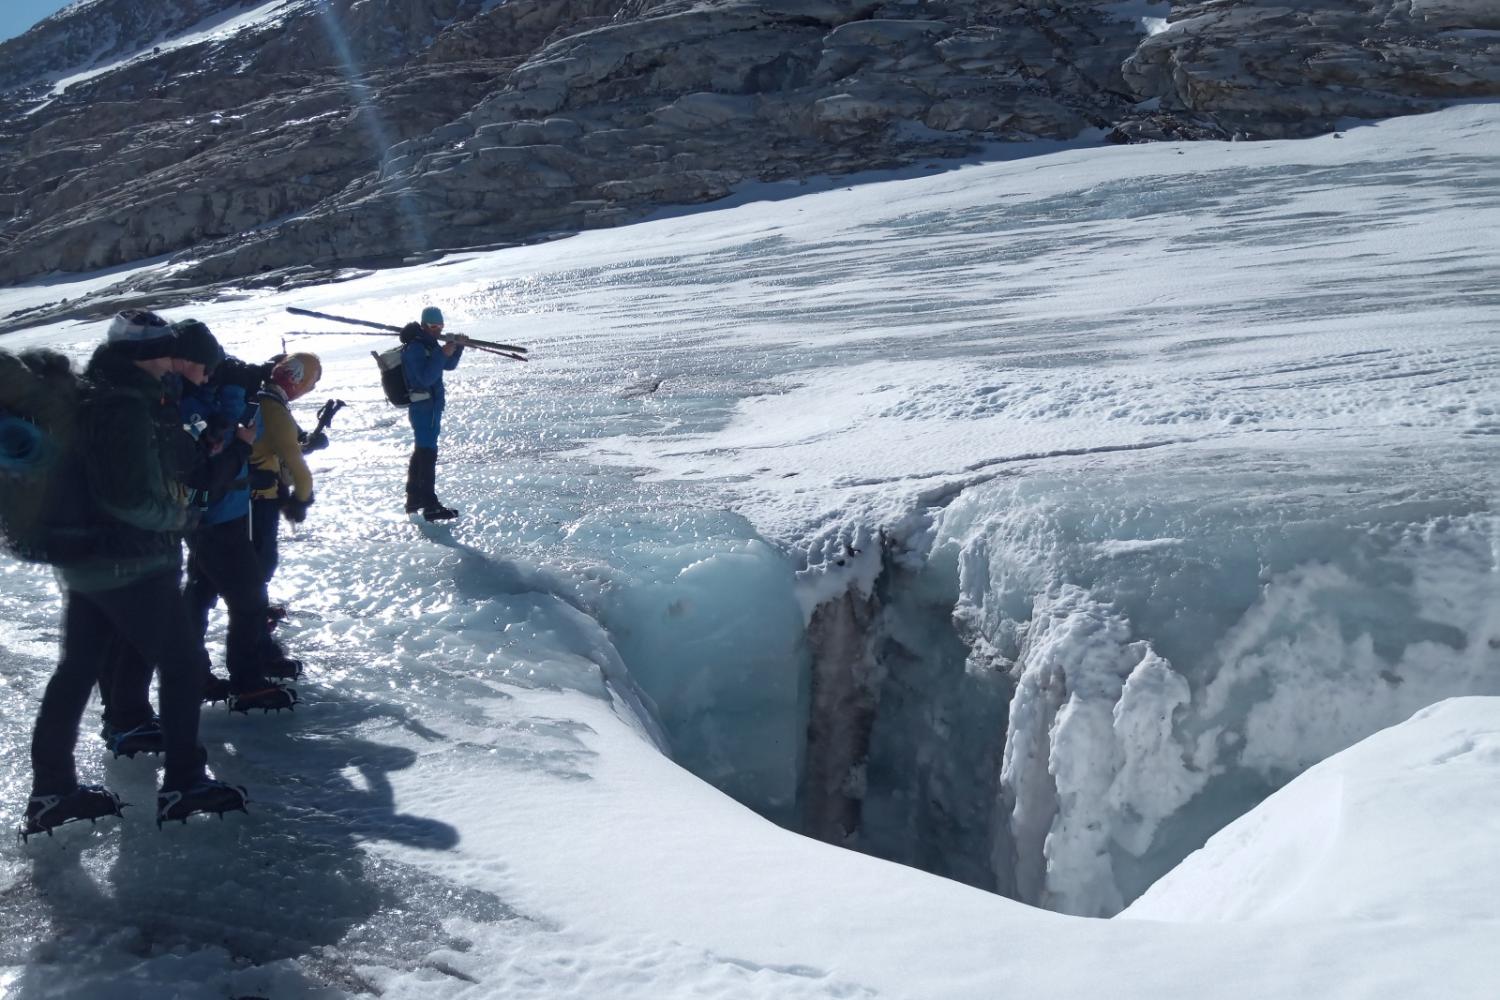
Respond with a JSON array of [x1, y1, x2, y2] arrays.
[[84, 343, 166, 396]]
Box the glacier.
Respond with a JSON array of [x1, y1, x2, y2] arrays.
[[0, 102, 1497, 996]]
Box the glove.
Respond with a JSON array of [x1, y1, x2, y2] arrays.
[[300, 430, 329, 453], [281, 493, 313, 524]]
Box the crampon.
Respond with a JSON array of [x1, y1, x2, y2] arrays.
[[156, 779, 249, 827], [19, 785, 126, 842], [227, 683, 298, 714]]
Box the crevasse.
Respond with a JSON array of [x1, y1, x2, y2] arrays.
[[776, 444, 1500, 916]]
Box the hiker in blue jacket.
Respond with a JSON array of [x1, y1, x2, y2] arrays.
[[400, 306, 468, 521], [175, 332, 301, 713]]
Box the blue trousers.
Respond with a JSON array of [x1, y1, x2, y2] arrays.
[[407, 399, 443, 450]]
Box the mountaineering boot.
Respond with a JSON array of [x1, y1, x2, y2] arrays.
[[404, 448, 428, 514], [422, 503, 458, 522], [157, 778, 248, 827], [228, 681, 298, 714], [261, 652, 303, 681], [20, 785, 126, 841], [418, 447, 459, 520], [100, 717, 164, 759], [202, 673, 232, 706], [405, 445, 446, 518], [259, 632, 302, 680]]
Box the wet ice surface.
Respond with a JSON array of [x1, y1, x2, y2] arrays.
[[0, 104, 1498, 996]]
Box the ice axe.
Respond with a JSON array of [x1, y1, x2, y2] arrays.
[[298, 397, 346, 454], [284, 306, 529, 361], [313, 398, 346, 435]]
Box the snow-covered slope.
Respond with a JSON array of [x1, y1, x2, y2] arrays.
[[42, 0, 292, 98], [0, 0, 266, 94], [1121, 697, 1500, 924], [0, 103, 1497, 996]]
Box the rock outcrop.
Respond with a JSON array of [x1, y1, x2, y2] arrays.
[[0, 0, 1496, 299], [1123, 0, 1500, 138]]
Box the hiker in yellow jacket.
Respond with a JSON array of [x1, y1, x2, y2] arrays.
[[248, 353, 321, 587]]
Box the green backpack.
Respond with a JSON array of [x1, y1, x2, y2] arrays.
[[0, 348, 89, 563]]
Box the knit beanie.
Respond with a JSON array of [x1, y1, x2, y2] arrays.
[[270, 353, 322, 397], [420, 306, 444, 326], [106, 310, 175, 360], [170, 318, 225, 374]]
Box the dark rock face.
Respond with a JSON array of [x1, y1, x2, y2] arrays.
[[0, 0, 1496, 295], [1123, 0, 1500, 138]]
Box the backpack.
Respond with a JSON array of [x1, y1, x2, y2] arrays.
[[0, 348, 92, 563], [372, 346, 411, 407], [372, 345, 431, 407], [213, 356, 275, 396]]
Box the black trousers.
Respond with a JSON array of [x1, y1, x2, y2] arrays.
[[32, 571, 208, 794], [250, 497, 280, 586], [97, 641, 153, 727], [185, 516, 276, 691], [405, 446, 438, 511]]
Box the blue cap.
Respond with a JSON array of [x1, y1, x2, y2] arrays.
[[420, 306, 444, 326]]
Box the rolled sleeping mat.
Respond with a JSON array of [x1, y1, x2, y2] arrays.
[[0, 415, 45, 472]]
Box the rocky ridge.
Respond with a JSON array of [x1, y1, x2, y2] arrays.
[[0, 0, 1496, 313]]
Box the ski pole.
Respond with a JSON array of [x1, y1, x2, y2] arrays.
[[284, 306, 529, 355]]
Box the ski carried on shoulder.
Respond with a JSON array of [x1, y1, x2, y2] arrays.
[[284, 306, 529, 361]]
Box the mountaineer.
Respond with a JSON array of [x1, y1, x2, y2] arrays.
[[399, 306, 468, 521], [11, 310, 249, 838]]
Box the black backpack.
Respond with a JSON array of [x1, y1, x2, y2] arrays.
[[372, 346, 413, 407], [213, 356, 275, 395], [0, 349, 94, 563]]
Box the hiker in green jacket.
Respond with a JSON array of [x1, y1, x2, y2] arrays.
[[23, 310, 250, 838]]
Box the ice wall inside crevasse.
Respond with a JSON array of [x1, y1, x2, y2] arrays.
[[568, 506, 811, 824], [803, 437, 1499, 916]]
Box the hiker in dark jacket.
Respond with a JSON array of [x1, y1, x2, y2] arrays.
[[400, 306, 468, 521], [91, 319, 240, 721], [23, 310, 248, 839]]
